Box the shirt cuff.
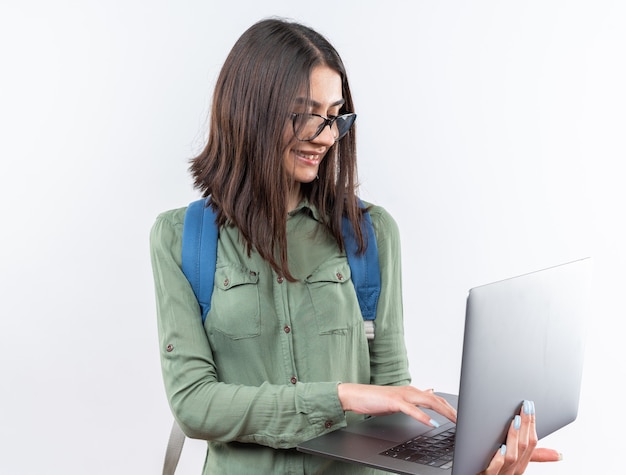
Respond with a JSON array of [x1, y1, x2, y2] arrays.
[[295, 381, 347, 432]]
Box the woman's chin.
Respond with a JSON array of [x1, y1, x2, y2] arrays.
[[293, 171, 319, 184]]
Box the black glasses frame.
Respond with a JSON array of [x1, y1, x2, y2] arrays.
[[291, 112, 357, 142]]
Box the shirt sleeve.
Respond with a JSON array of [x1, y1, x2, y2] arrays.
[[365, 205, 412, 387], [149, 209, 347, 448]]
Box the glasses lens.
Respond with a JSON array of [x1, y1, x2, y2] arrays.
[[293, 114, 325, 141], [334, 114, 356, 140]]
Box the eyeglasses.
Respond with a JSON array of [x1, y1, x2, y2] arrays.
[[291, 112, 357, 142]]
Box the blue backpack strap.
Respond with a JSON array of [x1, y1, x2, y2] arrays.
[[182, 197, 218, 323], [341, 199, 381, 322]]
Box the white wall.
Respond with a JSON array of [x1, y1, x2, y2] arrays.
[[1, 1, 623, 473]]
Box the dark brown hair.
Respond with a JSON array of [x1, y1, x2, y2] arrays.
[[189, 18, 366, 280]]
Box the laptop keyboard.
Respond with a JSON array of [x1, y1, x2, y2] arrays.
[[379, 427, 456, 470]]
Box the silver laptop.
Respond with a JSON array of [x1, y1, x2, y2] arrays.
[[297, 258, 591, 475]]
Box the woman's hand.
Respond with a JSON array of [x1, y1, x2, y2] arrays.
[[337, 383, 457, 427], [478, 401, 562, 475]]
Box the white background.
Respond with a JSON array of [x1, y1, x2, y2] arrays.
[[1, 1, 623, 473]]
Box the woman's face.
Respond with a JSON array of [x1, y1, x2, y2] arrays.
[[283, 65, 344, 190]]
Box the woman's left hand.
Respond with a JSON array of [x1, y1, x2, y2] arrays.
[[478, 401, 562, 475]]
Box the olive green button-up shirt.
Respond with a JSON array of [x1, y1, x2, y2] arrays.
[[150, 200, 411, 474]]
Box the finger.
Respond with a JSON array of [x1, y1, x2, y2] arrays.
[[522, 401, 538, 457], [414, 390, 458, 423], [478, 444, 507, 475], [517, 401, 532, 456], [513, 401, 537, 475], [502, 415, 520, 472], [398, 403, 446, 428], [530, 448, 563, 463]]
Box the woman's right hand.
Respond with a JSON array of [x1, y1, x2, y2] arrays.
[[337, 383, 457, 427]]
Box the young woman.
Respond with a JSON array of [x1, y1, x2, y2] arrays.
[[150, 18, 561, 474]]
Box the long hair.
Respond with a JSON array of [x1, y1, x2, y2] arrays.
[[189, 18, 365, 280]]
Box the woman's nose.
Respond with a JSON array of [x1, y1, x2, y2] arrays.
[[311, 123, 336, 146]]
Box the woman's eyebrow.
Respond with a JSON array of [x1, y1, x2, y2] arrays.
[[294, 98, 346, 108]]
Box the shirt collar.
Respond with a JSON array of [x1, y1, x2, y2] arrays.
[[288, 197, 322, 222]]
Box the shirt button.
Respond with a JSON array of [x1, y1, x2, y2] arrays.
[[166, 344, 174, 352], [336, 272, 343, 280], [324, 420, 334, 429], [290, 376, 297, 384], [277, 276, 284, 283], [284, 325, 291, 334], [223, 278, 229, 287]]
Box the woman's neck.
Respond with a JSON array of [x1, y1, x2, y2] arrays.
[[287, 184, 302, 213]]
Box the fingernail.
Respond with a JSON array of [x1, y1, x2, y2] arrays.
[[429, 418, 440, 428], [558, 452, 564, 461], [514, 415, 521, 430], [500, 444, 507, 456], [523, 400, 532, 415], [531, 400, 536, 415]]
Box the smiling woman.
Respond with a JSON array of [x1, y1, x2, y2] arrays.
[[187, 19, 363, 283], [149, 17, 559, 475]]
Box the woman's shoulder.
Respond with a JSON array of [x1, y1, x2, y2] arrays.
[[150, 206, 188, 248], [361, 200, 398, 228], [360, 200, 400, 243], [155, 206, 187, 227], [154, 206, 187, 226]]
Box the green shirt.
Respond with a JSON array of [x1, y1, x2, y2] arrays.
[[150, 200, 411, 474]]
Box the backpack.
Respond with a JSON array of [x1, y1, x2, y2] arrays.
[[162, 197, 381, 475]]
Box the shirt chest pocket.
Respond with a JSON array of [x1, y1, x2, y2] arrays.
[[208, 265, 261, 339], [304, 259, 362, 335]]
